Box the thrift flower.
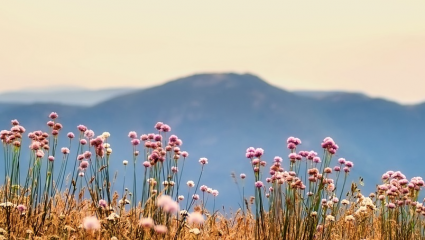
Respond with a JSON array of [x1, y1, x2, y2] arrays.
[[82, 216, 101, 230], [188, 212, 205, 224]]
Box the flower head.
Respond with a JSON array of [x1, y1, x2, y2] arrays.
[[139, 217, 154, 228], [187, 181, 195, 188], [255, 181, 264, 188], [128, 131, 137, 139], [199, 157, 208, 165], [188, 212, 204, 224], [82, 216, 101, 230], [49, 112, 58, 119]]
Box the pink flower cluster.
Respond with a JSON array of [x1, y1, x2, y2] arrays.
[[287, 136, 302, 150], [333, 158, 354, 173], [378, 171, 424, 209], [321, 137, 339, 155], [157, 195, 180, 214], [0, 120, 26, 148], [246, 147, 264, 159], [135, 123, 189, 167]]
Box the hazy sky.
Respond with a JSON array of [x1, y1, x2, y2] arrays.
[[1, 1, 424, 104]]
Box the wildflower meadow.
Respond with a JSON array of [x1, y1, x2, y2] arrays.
[[1, 112, 425, 240]]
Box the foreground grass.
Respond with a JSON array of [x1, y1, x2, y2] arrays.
[[1, 112, 425, 240]]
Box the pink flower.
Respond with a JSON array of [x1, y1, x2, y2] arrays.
[[212, 189, 219, 197], [82, 216, 101, 230], [307, 151, 317, 160], [53, 123, 62, 130], [252, 158, 260, 165], [131, 139, 140, 146], [11, 119, 19, 126], [49, 112, 58, 119], [84, 130, 94, 139], [255, 181, 264, 188], [77, 125, 87, 132], [61, 147, 70, 154], [80, 160, 89, 170], [154, 134, 162, 141], [254, 148, 264, 158], [36, 150, 44, 158], [67, 132, 75, 139], [155, 122, 163, 130], [48, 156, 54, 162], [83, 151, 92, 159], [16, 204, 27, 213], [169, 135, 178, 142], [345, 161, 354, 168], [188, 212, 204, 224], [30, 142, 40, 151], [128, 131, 137, 139], [181, 151, 189, 158], [274, 156, 283, 163], [139, 217, 154, 228], [143, 161, 150, 168], [140, 134, 148, 141], [157, 195, 173, 208], [240, 173, 246, 179], [299, 151, 308, 157], [387, 203, 396, 209], [192, 194, 200, 200], [200, 185, 208, 192], [161, 124, 171, 132], [288, 153, 297, 162], [199, 157, 208, 165], [80, 139, 87, 145], [287, 143, 296, 150], [99, 199, 107, 208], [47, 121, 54, 127], [157, 195, 179, 213], [154, 225, 167, 234]]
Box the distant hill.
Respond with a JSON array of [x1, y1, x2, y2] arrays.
[[293, 90, 369, 100], [1, 73, 425, 209], [0, 88, 138, 106]]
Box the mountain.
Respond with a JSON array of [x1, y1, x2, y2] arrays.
[[293, 90, 369, 100], [1, 73, 425, 209], [0, 88, 137, 106]]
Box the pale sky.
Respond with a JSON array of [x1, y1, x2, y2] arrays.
[[1, 1, 424, 104]]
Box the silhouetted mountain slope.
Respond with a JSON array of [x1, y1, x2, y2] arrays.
[[1, 73, 425, 208]]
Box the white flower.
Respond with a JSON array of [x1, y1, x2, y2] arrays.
[[187, 181, 195, 188], [345, 215, 355, 222], [325, 215, 335, 222], [189, 228, 201, 235]]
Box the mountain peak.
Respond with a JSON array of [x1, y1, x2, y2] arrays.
[[164, 72, 271, 90]]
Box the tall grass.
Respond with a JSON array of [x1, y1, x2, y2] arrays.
[[1, 112, 425, 240]]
